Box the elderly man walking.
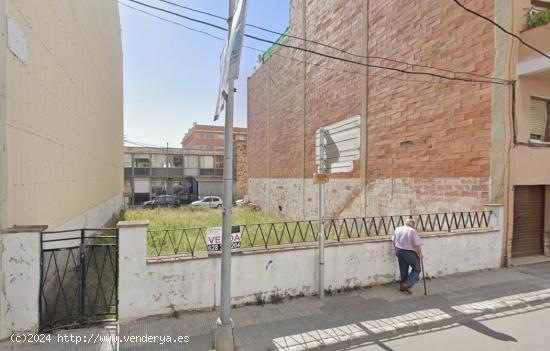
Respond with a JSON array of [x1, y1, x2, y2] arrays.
[[392, 218, 423, 295]]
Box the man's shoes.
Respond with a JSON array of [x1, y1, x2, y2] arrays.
[[400, 282, 413, 295]]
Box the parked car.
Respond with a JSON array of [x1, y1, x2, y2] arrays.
[[235, 199, 246, 207], [143, 195, 180, 209], [190, 196, 223, 208]]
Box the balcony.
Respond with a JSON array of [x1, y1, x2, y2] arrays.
[[518, 22, 550, 78]]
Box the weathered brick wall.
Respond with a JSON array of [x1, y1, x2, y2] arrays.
[[233, 140, 248, 198], [248, 0, 495, 218]]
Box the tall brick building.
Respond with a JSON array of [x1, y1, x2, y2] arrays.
[[181, 123, 247, 151], [247, 0, 550, 264]]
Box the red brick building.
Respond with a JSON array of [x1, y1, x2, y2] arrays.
[[247, 0, 550, 264], [181, 123, 247, 151]]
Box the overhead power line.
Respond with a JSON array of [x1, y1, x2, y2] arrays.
[[453, 0, 550, 60], [154, 0, 508, 83], [124, 0, 509, 85], [119, 2, 262, 52], [121, 1, 487, 87]]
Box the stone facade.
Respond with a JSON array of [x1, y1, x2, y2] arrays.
[[247, 0, 494, 218]]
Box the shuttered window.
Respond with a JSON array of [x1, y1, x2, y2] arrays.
[[529, 97, 549, 141]]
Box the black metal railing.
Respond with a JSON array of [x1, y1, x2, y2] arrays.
[[40, 228, 118, 331], [147, 211, 492, 257]]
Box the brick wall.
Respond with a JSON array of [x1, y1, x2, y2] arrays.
[[247, 0, 495, 218], [234, 140, 248, 198]]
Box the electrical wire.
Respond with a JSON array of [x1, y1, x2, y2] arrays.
[[124, 0, 509, 85], [453, 0, 550, 60], [121, 1, 496, 87], [153, 0, 507, 83], [119, 2, 263, 52], [120, 1, 499, 87]]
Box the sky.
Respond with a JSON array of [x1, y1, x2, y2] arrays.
[[119, 0, 290, 147]]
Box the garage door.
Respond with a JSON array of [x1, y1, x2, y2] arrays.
[[512, 186, 544, 257]]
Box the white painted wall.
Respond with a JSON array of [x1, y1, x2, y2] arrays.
[[0, 231, 40, 338], [53, 194, 123, 231], [118, 211, 504, 321]]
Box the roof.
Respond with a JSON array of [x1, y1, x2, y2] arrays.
[[187, 124, 247, 133], [124, 146, 224, 156], [181, 124, 247, 145]]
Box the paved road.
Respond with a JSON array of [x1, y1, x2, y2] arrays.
[[347, 306, 550, 351]]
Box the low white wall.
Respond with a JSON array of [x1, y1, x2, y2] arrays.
[[0, 230, 41, 338], [118, 206, 504, 321]]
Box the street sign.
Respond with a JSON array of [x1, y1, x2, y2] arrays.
[[315, 115, 361, 174], [207, 226, 242, 253], [313, 173, 330, 184]]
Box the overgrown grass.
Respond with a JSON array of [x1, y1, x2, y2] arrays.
[[123, 206, 289, 231], [123, 206, 320, 256]]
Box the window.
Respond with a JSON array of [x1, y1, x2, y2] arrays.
[[184, 155, 199, 168], [205, 133, 213, 139], [200, 155, 214, 168], [173, 155, 183, 167], [133, 154, 150, 168], [529, 97, 550, 142], [124, 154, 133, 167], [207, 145, 213, 151], [214, 155, 224, 168], [151, 180, 167, 196], [152, 154, 167, 168]]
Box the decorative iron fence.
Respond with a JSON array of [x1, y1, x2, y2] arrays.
[[147, 211, 492, 257], [40, 229, 118, 331]]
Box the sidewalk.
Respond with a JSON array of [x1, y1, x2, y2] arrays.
[[2, 262, 550, 351]]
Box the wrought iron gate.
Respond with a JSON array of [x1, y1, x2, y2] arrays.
[[39, 229, 118, 331]]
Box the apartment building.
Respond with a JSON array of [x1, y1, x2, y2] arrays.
[[0, 0, 123, 230], [124, 143, 248, 203], [247, 0, 550, 264], [181, 122, 247, 151], [124, 146, 224, 204]]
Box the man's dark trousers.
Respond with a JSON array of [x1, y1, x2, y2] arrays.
[[396, 248, 421, 288]]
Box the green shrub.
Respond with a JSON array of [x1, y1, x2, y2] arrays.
[[529, 9, 550, 28]]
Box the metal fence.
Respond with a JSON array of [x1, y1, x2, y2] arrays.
[[147, 211, 492, 257], [40, 229, 118, 331]]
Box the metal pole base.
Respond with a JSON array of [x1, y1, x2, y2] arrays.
[[215, 318, 234, 351]]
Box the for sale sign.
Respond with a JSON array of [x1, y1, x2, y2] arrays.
[[207, 226, 241, 253]]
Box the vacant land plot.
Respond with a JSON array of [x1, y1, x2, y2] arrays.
[[123, 206, 289, 231], [123, 207, 319, 255]]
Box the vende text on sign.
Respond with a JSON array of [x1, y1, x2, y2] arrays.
[[207, 226, 241, 253]]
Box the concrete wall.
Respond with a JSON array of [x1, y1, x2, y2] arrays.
[[118, 207, 504, 321], [0, 229, 41, 339], [0, 0, 123, 230], [249, 177, 489, 220]]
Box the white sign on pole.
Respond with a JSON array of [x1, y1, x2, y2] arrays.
[[214, 0, 248, 120], [315, 115, 361, 173], [207, 227, 242, 253]]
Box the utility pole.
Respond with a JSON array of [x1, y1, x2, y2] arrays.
[[166, 142, 169, 194], [318, 128, 325, 299], [215, 0, 235, 349]]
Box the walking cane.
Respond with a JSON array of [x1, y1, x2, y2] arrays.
[[420, 258, 427, 296]]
